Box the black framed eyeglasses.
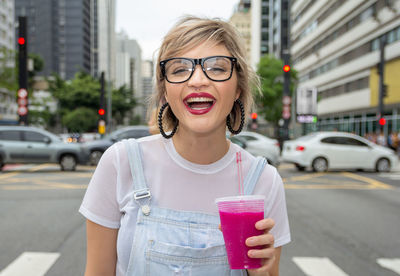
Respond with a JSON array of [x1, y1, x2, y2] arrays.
[[160, 55, 237, 83]]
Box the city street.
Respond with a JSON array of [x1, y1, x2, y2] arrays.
[[0, 163, 399, 276]]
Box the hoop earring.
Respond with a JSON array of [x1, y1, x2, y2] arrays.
[[158, 102, 178, 139], [226, 98, 245, 135]]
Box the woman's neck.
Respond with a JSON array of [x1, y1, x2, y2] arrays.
[[171, 128, 230, 165]]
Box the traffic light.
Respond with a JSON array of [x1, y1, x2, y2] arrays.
[[283, 64, 291, 73], [98, 108, 105, 116], [18, 16, 28, 125], [251, 112, 258, 122], [379, 117, 386, 126]]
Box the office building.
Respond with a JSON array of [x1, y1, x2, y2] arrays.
[[15, 0, 93, 80], [291, 0, 400, 136], [0, 0, 17, 125], [251, 0, 290, 68], [230, 0, 252, 62], [97, 0, 116, 84], [141, 60, 154, 122]]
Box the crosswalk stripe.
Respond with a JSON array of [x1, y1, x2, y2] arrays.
[[377, 258, 400, 274], [292, 257, 350, 276], [0, 252, 60, 276]]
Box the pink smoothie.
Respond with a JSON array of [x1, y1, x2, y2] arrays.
[[219, 210, 264, 269]]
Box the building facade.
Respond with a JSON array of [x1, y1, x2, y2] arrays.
[[15, 0, 94, 80], [0, 0, 17, 125], [291, 0, 400, 137], [230, 0, 252, 62], [141, 60, 154, 122], [97, 0, 116, 84], [251, 0, 290, 68]]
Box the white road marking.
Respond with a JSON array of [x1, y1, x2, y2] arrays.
[[0, 252, 60, 276], [377, 258, 400, 274], [292, 257, 350, 276]]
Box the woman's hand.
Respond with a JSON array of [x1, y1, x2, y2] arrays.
[[245, 218, 280, 276]]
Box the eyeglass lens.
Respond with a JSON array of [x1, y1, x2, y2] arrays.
[[164, 56, 233, 83]]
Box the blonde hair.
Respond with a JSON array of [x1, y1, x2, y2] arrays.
[[149, 16, 260, 132]]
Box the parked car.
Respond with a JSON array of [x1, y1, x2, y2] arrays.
[[281, 131, 399, 172], [230, 131, 281, 167], [82, 125, 150, 165], [0, 126, 88, 171]]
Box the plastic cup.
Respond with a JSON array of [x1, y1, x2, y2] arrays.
[[215, 195, 265, 270]]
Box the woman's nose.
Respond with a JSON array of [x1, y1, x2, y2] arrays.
[[187, 65, 209, 86]]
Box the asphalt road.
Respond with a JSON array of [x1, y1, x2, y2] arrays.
[[0, 163, 399, 276]]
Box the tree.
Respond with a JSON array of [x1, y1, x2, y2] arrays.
[[49, 72, 101, 132], [255, 54, 297, 126], [62, 107, 98, 133], [0, 47, 18, 92], [49, 72, 138, 132], [111, 85, 137, 125]]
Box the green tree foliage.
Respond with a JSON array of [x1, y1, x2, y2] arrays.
[[0, 48, 17, 92], [111, 85, 137, 125], [49, 72, 100, 132], [62, 107, 98, 133], [49, 72, 137, 132], [255, 54, 297, 125]]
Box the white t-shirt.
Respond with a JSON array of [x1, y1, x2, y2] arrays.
[[79, 134, 291, 276]]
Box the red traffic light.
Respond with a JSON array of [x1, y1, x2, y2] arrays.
[[18, 37, 25, 45], [98, 108, 105, 116], [251, 112, 258, 120], [283, 65, 291, 72], [379, 117, 386, 126]]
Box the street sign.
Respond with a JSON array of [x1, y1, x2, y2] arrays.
[[18, 106, 28, 116], [18, 98, 28, 106], [18, 88, 28, 98], [282, 96, 291, 105], [282, 110, 291, 119]]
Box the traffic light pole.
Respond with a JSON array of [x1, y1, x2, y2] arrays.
[[282, 51, 291, 141], [378, 35, 386, 131], [18, 16, 28, 125]]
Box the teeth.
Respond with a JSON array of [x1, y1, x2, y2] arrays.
[[186, 97, 214, 103]]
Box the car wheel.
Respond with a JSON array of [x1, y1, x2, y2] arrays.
[[60, 154, 77, 171], [89, 150, 103, 166], [312, 157, 328, 172], [375, 158, 390, 172], [295, 164, 305, 171]]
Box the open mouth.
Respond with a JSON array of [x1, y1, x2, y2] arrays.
[[185, 97, 215, 110]]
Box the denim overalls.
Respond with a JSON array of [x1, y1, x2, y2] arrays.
[[122, 139, 267, 276]]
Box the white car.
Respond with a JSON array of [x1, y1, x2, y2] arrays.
[[234, 131, 281, 167], [282, 131, 398, 172]]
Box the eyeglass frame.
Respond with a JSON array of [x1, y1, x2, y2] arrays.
[[160, 55, 237, 84]]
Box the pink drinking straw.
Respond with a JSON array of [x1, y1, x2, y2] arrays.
[[236, 152, 244, 196]]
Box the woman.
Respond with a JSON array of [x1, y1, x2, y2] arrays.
[[80, 16, 290, 276]]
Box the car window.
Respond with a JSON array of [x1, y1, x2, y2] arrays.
[[0, 130, 22, 141], [117, 129, 150, 140], [23, 131, 49, 143], [321, 137, 337, 144], [343, 137, 368, 147], [238, 135, 257, 141]]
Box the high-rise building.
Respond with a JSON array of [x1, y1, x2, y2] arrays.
[[230, 0, 252, 62], [251, 0, 289, 68], [141, 60, 154, 122], [1, 0, 14, 51], [15, 0, 94, 80], [291, 0, 400, 136], [0, 0, 17, 125], [115, 31, 142, 96], [97, 0, 116, 84]]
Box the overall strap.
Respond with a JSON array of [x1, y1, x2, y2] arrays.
[[243, 156, 267, 195], [122, 139, 151, 208]]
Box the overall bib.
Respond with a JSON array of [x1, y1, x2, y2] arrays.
[[122, 139, 267, 276]]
